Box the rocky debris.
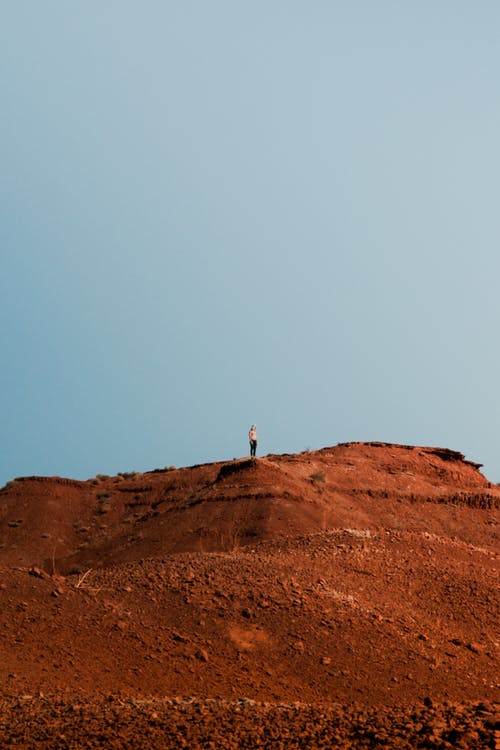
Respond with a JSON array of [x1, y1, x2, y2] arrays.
[[29, 566, 50, 580], [0, 697, 496, 749], [194, 649, 209, 663], [172, 632, 191, 644]]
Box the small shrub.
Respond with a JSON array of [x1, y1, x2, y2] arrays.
[[310, 471, 326, 483]]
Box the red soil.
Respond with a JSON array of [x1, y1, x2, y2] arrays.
[[0, 442, 498, 747]]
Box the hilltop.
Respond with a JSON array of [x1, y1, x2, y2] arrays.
[[1, 441, 497, 571]]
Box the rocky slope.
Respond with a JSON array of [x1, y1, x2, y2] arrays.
[[0, 442, 498, 747]]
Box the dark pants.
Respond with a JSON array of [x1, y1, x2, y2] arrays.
[[250, 440, 257, 457]]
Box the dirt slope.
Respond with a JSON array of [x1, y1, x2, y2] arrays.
[[0, 442, 497, 572], [0, 442, 498, 747]]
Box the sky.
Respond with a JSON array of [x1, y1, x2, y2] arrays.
[[1, 2, 500, 486]]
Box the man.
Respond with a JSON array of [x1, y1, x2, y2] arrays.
[[249, 425, 258, 457]]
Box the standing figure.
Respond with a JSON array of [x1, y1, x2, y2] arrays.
[[249, 424, 258, 457]]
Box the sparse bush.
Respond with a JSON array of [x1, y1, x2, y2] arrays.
[[310, 471, 326, 483]]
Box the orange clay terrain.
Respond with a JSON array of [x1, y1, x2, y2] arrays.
[[0, 442, 498, 748]]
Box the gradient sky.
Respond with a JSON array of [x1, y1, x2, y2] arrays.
[[1, 2, 500, 486]]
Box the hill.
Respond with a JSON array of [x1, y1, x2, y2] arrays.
[[0, 442, 498, 747]]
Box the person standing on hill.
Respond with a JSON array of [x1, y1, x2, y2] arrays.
[[249, 425, 258, 457]]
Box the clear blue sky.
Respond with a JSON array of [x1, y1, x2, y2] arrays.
[[1, 2, 499, 486]]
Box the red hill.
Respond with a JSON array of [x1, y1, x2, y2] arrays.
[[0, 442, 498, 747]]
